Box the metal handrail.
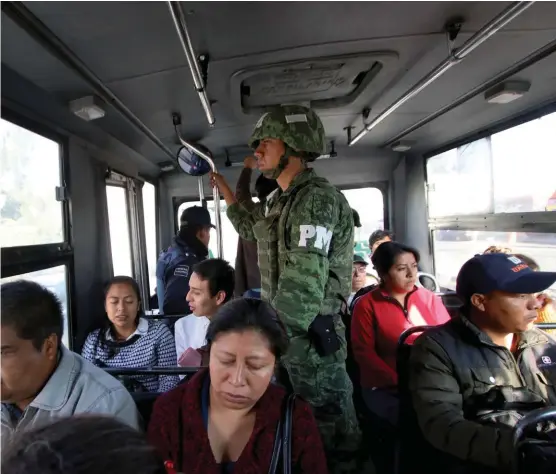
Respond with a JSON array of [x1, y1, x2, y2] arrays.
[[348, 1, 535, 146], [103, 366, 200, 376], [173, 132, 224, 258], [167, 1, 215, 126]]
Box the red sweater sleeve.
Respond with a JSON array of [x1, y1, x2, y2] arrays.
[[291, 398, 329, 474], [351, 295, 398, 387]]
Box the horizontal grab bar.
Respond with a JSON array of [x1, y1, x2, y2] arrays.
[[103, 367, 200, 376]]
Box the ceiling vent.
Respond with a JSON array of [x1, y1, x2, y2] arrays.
[[231, 51, 398, 115]]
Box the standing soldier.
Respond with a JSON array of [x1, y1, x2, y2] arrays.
[[210, 105, 363, 473]]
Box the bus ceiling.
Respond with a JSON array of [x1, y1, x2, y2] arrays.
[[2, 1, 556, 167]]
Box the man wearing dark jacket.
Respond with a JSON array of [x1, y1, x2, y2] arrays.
[[233, 156, 278, 297], [408, 253, 556, 472], [156, 206, 213, 315]]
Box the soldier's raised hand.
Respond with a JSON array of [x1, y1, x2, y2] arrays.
[[209, 172, 236, 206], [244, 156, 257, 169]]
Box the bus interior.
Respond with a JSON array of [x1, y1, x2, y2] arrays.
[[1, 0, 556, 470]]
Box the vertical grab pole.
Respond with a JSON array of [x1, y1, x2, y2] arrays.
[[176, 137, 223, 258], [197, 176, 205, 204]]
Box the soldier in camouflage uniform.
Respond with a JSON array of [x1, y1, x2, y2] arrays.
[[210, 105, 365, 474]]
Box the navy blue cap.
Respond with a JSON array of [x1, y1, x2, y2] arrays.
[[180, 206, 214, 228], [456, 253, 556, 302]]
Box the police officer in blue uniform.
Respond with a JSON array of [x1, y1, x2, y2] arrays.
[[156, 206, 213, 315]]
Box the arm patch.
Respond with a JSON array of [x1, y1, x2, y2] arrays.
[[173, 265, 189, 278]]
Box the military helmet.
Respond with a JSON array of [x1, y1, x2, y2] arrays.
[[248, 105, 327, 161]]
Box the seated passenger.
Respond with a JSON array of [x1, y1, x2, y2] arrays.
[[175, 259, 235, 367], [483, 245, 512, 254], [408, 253, 556, 473], [148, 298, 328, 473], [82, 276, 178, 393], [351, 241, 450, 423], [157, 206, 213, 315], [369, 229, 394, 254], [2, 415, 167, 474], [348, 229, 395, 313], [514, 253, 556, 335], [348, 254, 369, 308], [0, 281, 140, 448]]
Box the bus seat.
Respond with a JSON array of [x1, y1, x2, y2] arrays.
[[396, 326, 435, 474], [416, 272, 440, 292], [133, 391, 161, 428], [438, 291, 463, 319], [396, 326, 501, 474]]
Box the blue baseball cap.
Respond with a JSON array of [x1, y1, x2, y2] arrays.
[[180, 206, 214, 228], [456, 253, 556, 302]]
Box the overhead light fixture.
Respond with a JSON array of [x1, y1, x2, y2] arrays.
[[158, 161, 176, 172], [484, 80, 530, 104], [391, 141, 413, 152], [69, 95, 105, 121]]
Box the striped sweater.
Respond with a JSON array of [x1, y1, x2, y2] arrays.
[[82, 318, 178, 393]]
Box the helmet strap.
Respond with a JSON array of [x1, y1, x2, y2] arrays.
[[262, 144, 295, 180]]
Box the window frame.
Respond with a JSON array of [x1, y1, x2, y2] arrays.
[[1, 109, 76, 349], [140, 176, 160, 299], [174, 181, 390, 231], [337, 181, 389, 231], [425, 105, 556, 281], [105, 171, 154, 307]]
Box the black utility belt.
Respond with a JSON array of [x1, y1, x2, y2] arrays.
[[308, 313, 341, 357]]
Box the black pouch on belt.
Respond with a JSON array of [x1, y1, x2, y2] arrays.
[[308, 313, 341, 357]]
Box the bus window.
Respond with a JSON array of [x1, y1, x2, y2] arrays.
[[106, 186, 133, 277], [428, 111, 556, 297], [491, 112, 556, 213], [1, 265, 69, 347], [177, 199, 238, 265], [428, 112, 556, 217], [342, 187, 385, 256], [0, 118, 64, 247], [433, 230, 556, 298], [142, 182, 157, 294]]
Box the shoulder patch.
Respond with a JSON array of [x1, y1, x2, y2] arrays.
[[298, 224, 333, 252], [174, 265, 190, 278]]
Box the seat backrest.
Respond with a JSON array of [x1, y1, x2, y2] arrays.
[[132, 392, 161, 428], [439, 291, 464, 319], [416, 272, 440, 292], [396, 326, 437, 474], [396, 326, 498, 474]]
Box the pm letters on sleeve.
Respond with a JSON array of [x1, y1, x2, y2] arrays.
[[298, 224, 332, 252]]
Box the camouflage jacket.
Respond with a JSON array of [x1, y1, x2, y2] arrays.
[[227, 168, 354, 344]]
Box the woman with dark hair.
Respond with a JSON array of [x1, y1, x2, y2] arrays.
[[82, 276, 178, 393], [351, 241, 450, 423], [2, 416, 170, 474], [147, 298, 327, 474]]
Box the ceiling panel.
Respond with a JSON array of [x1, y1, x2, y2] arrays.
[[2, 1, 555, 172]]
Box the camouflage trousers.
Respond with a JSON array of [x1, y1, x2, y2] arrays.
[[280, 348, 373, 474]]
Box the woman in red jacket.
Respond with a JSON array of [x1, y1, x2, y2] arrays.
[[351, 241, 450, 424], [148, 298, 327, 474]]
